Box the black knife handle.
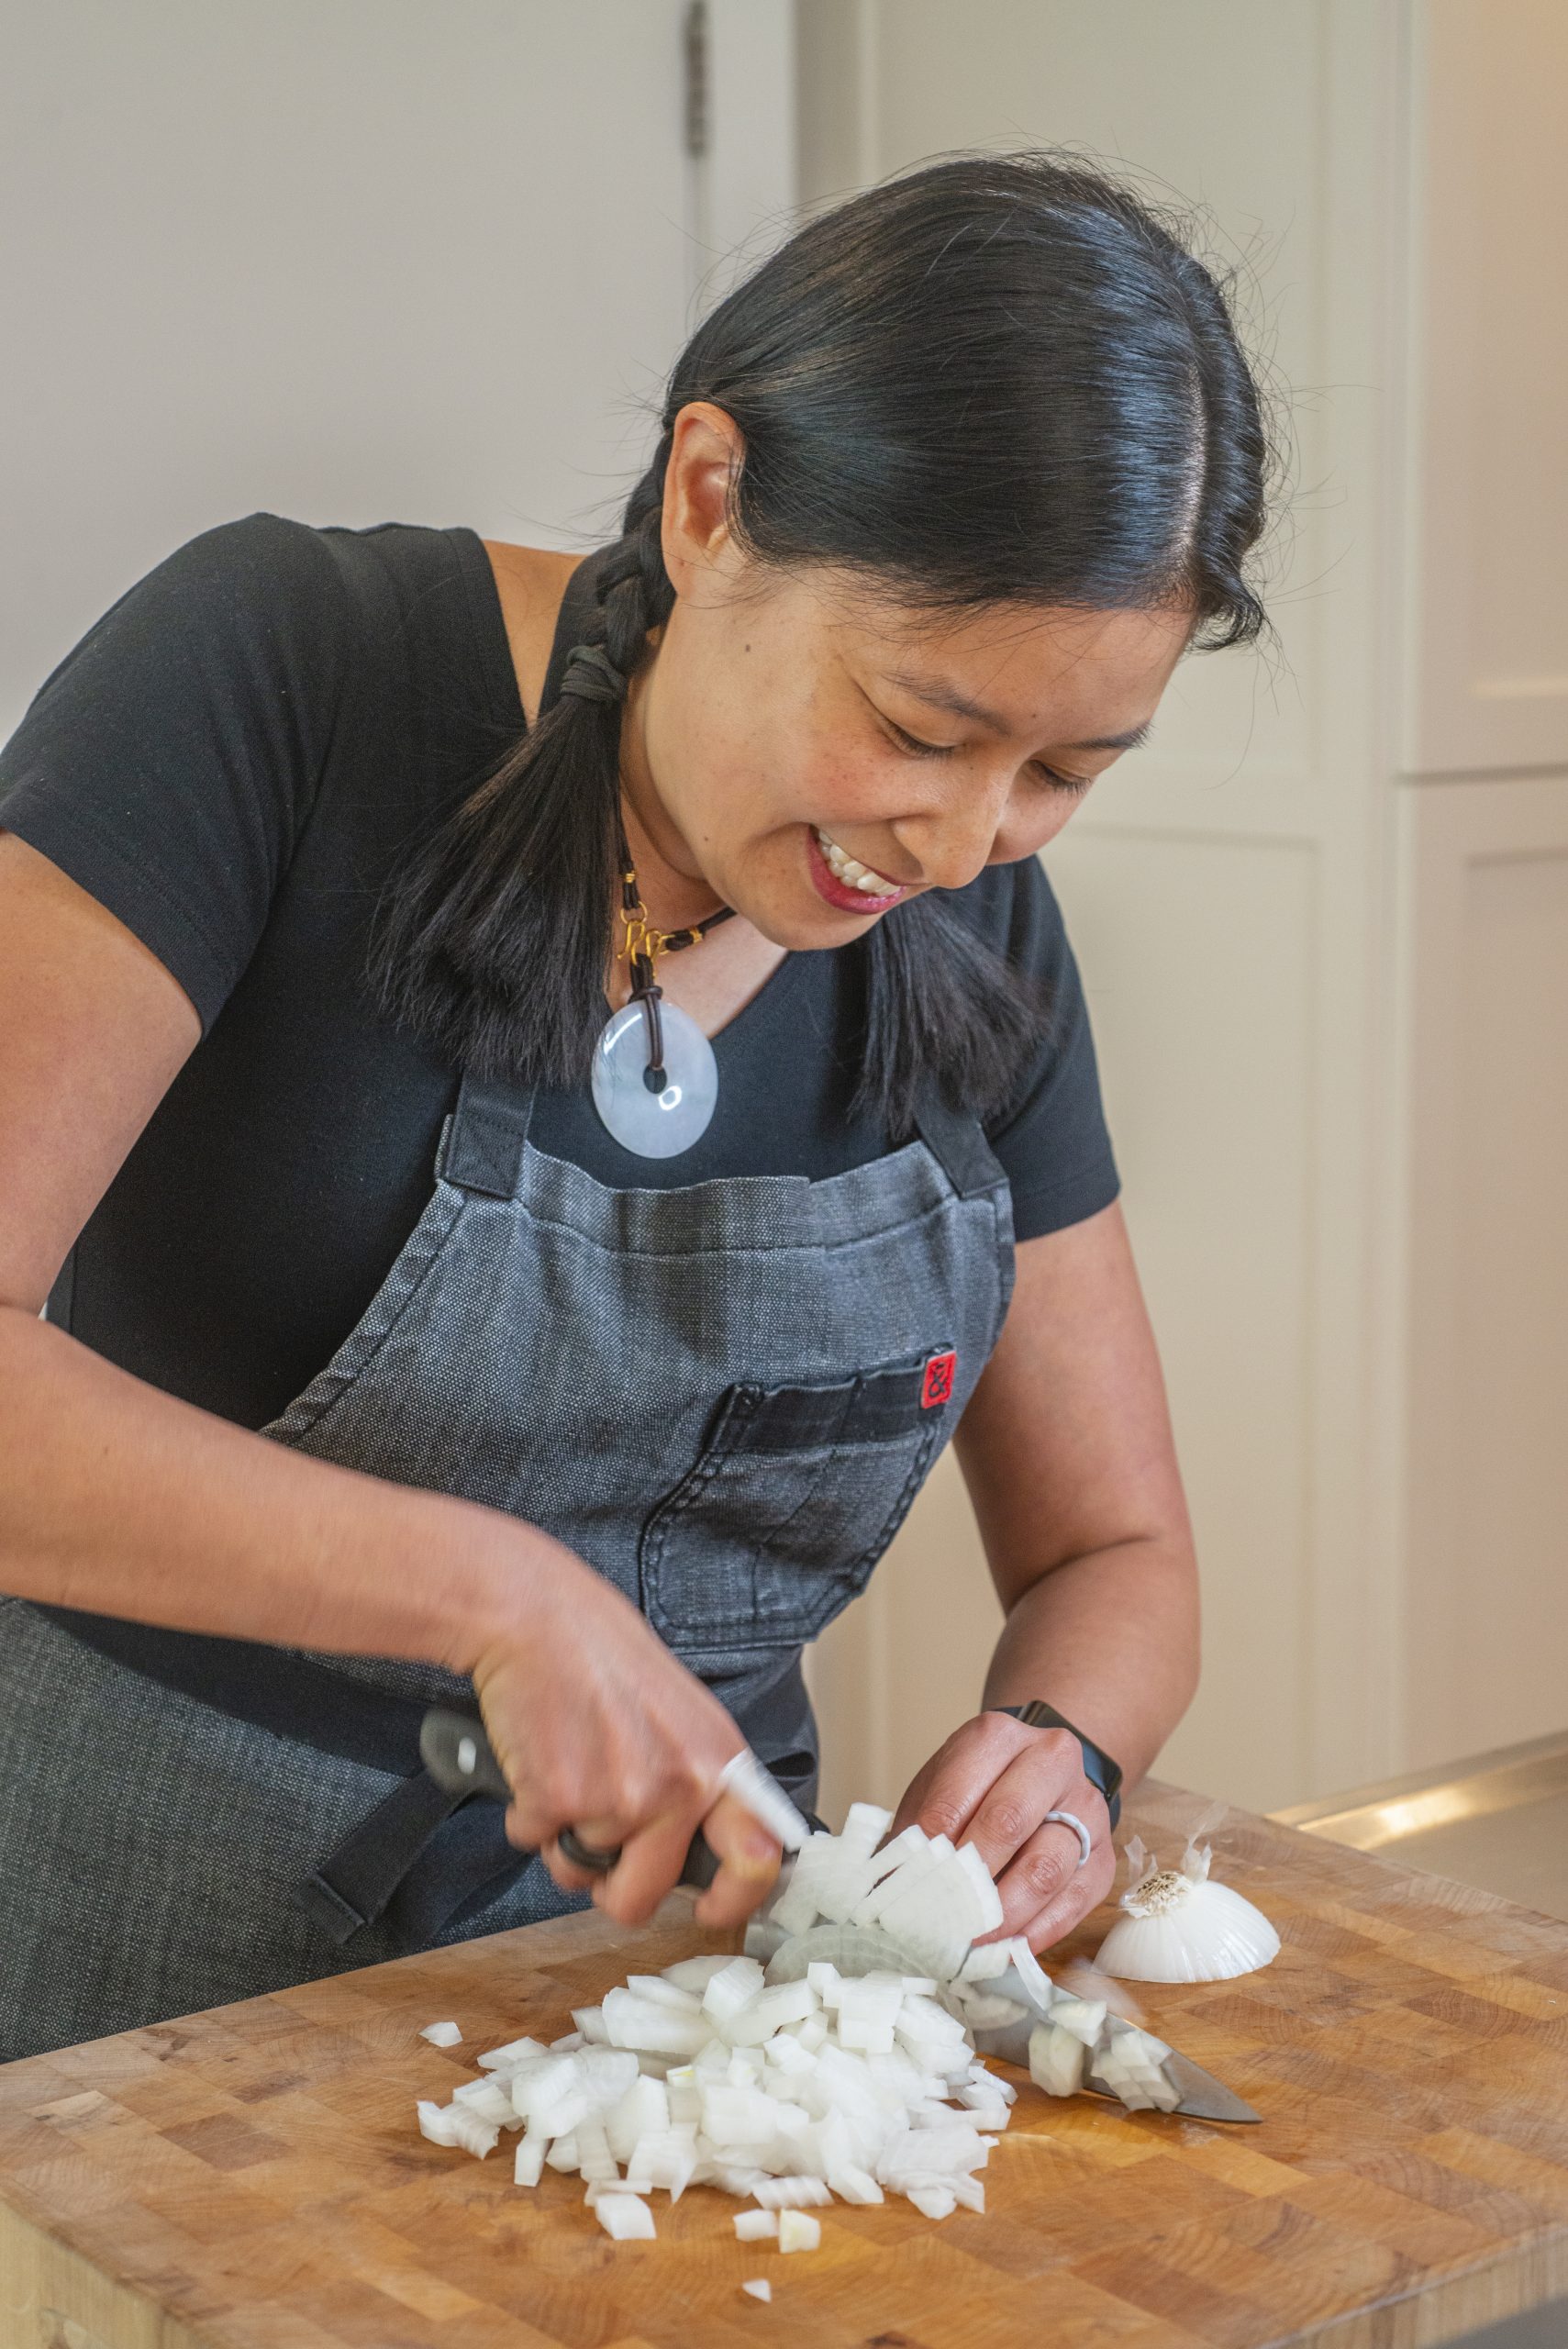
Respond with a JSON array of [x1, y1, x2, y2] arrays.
[[419, 1708, 720, 1886], [419, 1707, 511, 1801]]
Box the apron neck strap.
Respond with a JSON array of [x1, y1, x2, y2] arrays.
[[912, 1085, 1006, 1200], [442, 1073, 536, 1198]]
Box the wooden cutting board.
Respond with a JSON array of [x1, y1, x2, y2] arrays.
[[6, 1779, 1568, 2349]]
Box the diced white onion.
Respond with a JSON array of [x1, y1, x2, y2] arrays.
[[419, 2021, 462, 2047], [662, 1955, 735, 1994], [412, 1804, 1195, 2241], [477, 2034, 546, 2070], [595, 2191, 656, 2241], [1029, 2021, 1086, 2099], [701, 1957, 767, 2025], [907, 2185, 957, 2221]]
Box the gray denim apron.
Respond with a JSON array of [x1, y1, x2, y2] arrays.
[[1, 1070, 1013, 2060]]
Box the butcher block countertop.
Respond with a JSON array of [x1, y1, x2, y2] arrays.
[[6, 1782, 1568, 2349]]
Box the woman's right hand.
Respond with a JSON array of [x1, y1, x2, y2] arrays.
[[461, 1525, 783, 1932]]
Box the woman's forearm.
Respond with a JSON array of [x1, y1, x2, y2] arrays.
[[981, 1535, 1200, 1790], [0, 1306, 536, 1672]]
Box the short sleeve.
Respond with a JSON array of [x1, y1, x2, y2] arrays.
[[0, 513, 351, 1030], [982, 855, 1121, 1241]]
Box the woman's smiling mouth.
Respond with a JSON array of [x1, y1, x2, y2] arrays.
[[809, 825, 907, 912]]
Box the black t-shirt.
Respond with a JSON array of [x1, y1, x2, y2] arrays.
[[0, 515, 1119, 1431]]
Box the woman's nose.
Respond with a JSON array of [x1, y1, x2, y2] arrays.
[[892, 785, 1006, 893]]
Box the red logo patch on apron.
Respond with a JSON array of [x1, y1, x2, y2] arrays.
[[920, 1350, 957, 1409]]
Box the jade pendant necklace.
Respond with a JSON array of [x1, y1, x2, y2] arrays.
[[556, 638, 737, 1158], [589, 816, 736, 1159]]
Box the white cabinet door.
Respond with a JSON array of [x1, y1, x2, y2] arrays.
[[1402, 0, 1568, 774], [1399, 776, 1568, 1765], [0, 0, 794, 739]]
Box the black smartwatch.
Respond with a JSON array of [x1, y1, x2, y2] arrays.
[[987, 1699, 1123, 1829]]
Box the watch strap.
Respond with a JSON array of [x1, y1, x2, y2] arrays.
[[988, 1699, 1123, 1829]]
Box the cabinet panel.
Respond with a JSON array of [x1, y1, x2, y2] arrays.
[[1402, 781, 1568, 1764], [1052, 829, 1318, 1811], [1403, 0, 1568, 773]]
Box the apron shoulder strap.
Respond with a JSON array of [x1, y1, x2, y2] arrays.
[[441, 1072, 537, 1198], [912, 1085, 1008, 1201]]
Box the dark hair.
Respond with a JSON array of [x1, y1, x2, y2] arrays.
[[373, 152, 1273, 1134]]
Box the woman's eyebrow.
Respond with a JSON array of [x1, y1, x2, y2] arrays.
[[885, 671, 1156, 753], [885, 672, 1010, 731], [1071, 719, 1155, 752]]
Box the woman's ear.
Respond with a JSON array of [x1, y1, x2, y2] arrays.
[[661, 401, 749, 598]]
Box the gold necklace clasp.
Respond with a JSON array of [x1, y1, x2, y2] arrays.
[[618, 900, 655, 965]]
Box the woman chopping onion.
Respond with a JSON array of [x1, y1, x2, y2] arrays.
[[0, 155, 1271, 2061]]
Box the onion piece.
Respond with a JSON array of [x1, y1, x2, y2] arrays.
[[662, 1954, 735, 1994], [419, 2021, 462, 2047], [628, 1974, 703, 2012], [1094, 1832, 1279, 1983], [596, 2191, 656, 2241], [1089, 2025, 1182, 2113], [702, 1957, 767, 2026], [478, 2034, 547, 2070], [1029, 2021, 1085, 2100], [1049, 1997, 1106, 2048], [907, 2185, 956, 2221], [827, 2163, 883, 2204]]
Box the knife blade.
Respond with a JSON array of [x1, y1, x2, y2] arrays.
[[962, 1959, 1260, 2124]]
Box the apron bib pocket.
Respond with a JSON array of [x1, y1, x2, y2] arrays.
[[639, 1353, 953, 1651]]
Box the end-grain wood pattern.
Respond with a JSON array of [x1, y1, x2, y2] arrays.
[[5, 1782, 1568, 2349]]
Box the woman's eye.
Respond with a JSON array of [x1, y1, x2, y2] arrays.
[[883, 718, 956, 760], [881, 711, 1094, 797], [1034, 764, 1095, 797]]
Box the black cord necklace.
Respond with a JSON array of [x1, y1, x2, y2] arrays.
[[557, 637, 736, 1158], [613, 813, 735, 1092], [590, 814, 734, 1157]]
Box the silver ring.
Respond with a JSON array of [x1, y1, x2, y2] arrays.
[[1044, 1809, 1093, 1870], [558, 1825, 621, 1875]]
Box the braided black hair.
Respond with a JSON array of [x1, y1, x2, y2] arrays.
[[372, 151, 1275, 1131]]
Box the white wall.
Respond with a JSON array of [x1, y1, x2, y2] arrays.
[[0, 0, 795, 741]]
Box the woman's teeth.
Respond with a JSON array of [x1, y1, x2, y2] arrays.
[[815, 827, 901, 897]]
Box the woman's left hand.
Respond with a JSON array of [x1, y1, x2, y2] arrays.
[[889, 1710, 1117, 1953]]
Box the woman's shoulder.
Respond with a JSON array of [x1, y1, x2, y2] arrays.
[[478, 540, 584, 730], [98, 514, 571, 729]]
